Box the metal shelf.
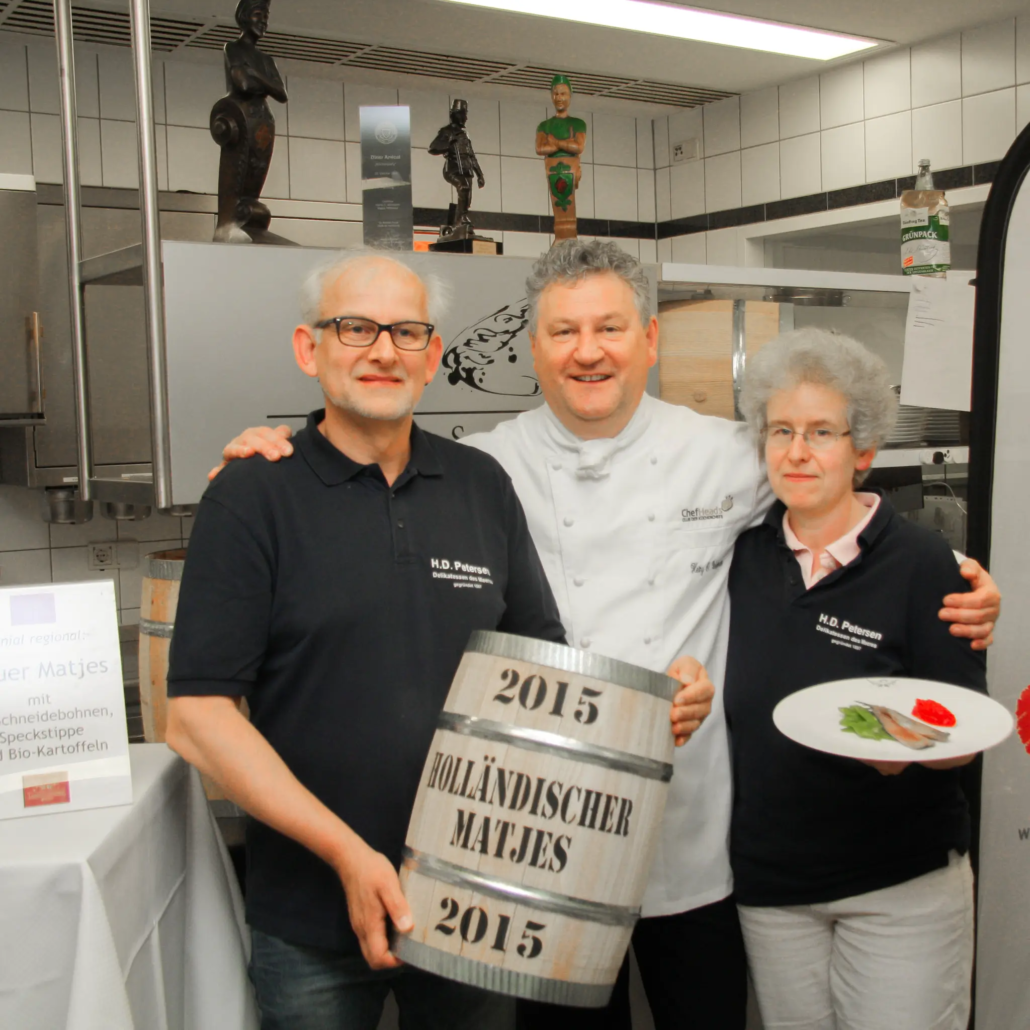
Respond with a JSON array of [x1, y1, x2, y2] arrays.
[[80, 244, 143, 286], [873, 446, 968, 468]]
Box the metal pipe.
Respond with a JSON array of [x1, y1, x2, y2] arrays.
[[731, 298, 746, 422], [53, 0, 93, 501], [27, 312, 44, 416], [128, 0, 173, 510]]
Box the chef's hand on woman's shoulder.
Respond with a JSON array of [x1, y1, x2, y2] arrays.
[[208, 425, 295, 480], [667, 656, 714, 747]]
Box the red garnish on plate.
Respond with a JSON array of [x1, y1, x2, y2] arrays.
[[1016, 687, 1030, 754], [912, 698, 956, 727]]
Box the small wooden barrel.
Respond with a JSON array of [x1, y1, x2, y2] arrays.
[[396, 631, 678, 1008], [138, 547, 246, 802], [139, 548, 186, 744]]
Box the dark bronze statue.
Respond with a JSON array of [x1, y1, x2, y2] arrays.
[[429, 99, 485, 241], [210, 0, 289, 244], [428, 99, 499, 253]]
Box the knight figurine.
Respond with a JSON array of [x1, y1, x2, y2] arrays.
[[429, 99, 485, 240], [209, 0, 289, 244], [428, 99, 500, 253]]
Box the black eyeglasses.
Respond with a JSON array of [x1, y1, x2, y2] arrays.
[[313, 316, 435, 352]]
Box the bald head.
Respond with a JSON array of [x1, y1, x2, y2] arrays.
[[300, 251, 448, 331]]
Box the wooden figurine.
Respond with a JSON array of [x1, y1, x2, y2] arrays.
[[536, 75, 587, 241], [210, 0, 289, 244]]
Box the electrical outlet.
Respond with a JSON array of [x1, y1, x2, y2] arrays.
[[672, 137, 700, 163], [88, 542, 118, 570]]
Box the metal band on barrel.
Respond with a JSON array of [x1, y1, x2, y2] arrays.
[[402, 848, 640, 927], [465, 630, 677, 701], [145, 556, 184, 581], [392, 935, 615, 1008], [436, 711, 673, 782], [139, 617, 174, 638]]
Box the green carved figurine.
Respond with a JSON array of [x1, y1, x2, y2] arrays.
[[536, 74, 587, 240]]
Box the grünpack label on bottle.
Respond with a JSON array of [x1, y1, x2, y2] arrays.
[[901, 194, 950, 275]]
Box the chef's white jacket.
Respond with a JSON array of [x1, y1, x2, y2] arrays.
[[465, 392, 774, 917]]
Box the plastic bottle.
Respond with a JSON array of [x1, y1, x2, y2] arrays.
[[900, 159, 950, 276]]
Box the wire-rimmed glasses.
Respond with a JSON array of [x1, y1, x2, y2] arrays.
[[765, 426, 852, 452]]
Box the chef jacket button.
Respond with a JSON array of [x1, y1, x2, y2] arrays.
[[650, 456, 658, 465], [551, 461, 562, 470], [647, 512, 655, 522], [648, 576, 656, 586], [581, 638, 591, 648], [644, 636, 652, 644], [564, 516, 574, 527], [573, 576, 584, 587]]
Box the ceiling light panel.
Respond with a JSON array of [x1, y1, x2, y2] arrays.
[[437, 0, 879, 60]]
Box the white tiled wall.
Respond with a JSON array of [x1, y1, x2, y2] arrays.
[[0, 487, 189, 626], [0, 35, 658, 238], [657, 15, 1030, 235]]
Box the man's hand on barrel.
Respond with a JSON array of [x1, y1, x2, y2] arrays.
[[336, 840, 414, 969], [667, 656, 714, 747], [208, 424, 294, 480]]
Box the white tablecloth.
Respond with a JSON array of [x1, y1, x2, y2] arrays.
[[0, 744, 259, 1030]]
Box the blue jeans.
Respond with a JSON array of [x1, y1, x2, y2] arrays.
[[249, 928, 514, 1030]]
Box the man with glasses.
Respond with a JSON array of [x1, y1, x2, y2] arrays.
[[163, 253, 574, 1029]]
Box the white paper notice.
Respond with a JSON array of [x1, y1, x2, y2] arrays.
[[0, 580, 131, 819], [900, 274, 976, 411]]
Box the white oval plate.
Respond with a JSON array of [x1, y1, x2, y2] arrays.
[[773, 677, 1013, 762]]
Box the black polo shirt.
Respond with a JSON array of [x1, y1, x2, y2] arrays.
[[724, 492, 986, 907], [167, 411, 566, 952]]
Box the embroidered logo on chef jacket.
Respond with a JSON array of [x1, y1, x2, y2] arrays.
[[681, 495, 734, 522], [815, 612, 884, 651], [430, 557, 495, 590]]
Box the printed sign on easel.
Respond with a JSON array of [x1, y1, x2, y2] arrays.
[[0, 580, 131, 819]]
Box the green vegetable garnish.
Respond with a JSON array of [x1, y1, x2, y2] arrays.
[[839, 705, 891, 741]]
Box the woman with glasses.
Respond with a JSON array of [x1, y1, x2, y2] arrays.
[[723, 328, 986, 1030]]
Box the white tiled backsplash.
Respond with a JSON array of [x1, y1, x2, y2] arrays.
[[656, 15, 1030, 263], [0, 487, 190, 626]]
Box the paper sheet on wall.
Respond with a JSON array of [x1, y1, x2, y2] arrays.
[[900, 274, 976, 411]]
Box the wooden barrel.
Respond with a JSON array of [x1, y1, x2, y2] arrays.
[[139, 548, 186, 744], [395, 630, 678, 1008], [139, 548, 245, 802]]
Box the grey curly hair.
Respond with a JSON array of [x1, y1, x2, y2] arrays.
[[525, 238, 652, 333], [299, 249, 450, 332], [739, 328, 898, 485]]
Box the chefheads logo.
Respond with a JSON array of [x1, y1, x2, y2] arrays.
[[681, 496, 733, 522]]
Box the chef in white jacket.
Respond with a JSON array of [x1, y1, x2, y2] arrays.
[[217, 240, 1000, 1030]]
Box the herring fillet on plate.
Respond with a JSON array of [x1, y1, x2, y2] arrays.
[[862, 703, 946, 750]]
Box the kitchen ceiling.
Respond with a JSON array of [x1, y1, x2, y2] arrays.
[[1, 0, 1025, 104], [147, 0, 1028, 92]]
